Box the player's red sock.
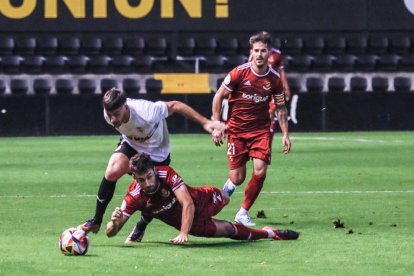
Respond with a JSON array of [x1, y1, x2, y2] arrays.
[[230, 223, 268, 240], [242, 174, 265, 211]]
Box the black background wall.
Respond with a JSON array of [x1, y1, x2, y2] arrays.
[[1, 0, 414, 136], [1, 93, 414, 136]]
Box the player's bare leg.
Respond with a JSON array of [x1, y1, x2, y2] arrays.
[[80, 153, 129, 234], [213, 219, 299, 240]]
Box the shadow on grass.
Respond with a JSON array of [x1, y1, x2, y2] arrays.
[[93, 240, 270, 249]]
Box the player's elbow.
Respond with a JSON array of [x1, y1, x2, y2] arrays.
[[166, 100, 183, 115]]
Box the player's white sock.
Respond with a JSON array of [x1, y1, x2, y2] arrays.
[[264, 229, 275, 238], [238, 207, 248, 216], [223, 179, 236, 197]]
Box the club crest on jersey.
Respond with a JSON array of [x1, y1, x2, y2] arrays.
[[263, 82, 271, 90], [160, 188, 170, 197]]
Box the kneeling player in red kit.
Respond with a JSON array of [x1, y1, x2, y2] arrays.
[[106, 153, 299, 244]]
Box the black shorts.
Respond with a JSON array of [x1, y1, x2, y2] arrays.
[[115, 139, 171, 166]]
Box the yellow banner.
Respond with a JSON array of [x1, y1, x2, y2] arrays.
[[153, 73, 211, 94]]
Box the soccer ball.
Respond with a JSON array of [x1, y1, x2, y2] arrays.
[[59, 227, 89, 256]]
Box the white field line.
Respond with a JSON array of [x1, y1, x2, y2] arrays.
[[290, 136, 392, 143], [1, 190, 414, 199]]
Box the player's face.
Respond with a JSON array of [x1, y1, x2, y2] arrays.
[[133, 169, 160, 195], [106, 104, 129, 128], [250, 42, 270, 69]]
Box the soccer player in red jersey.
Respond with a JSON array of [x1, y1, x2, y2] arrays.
[[211, 31, 291, 226], [105, 153, 299, 243]]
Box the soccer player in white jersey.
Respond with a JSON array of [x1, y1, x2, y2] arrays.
[[80, 88, 225, 243]]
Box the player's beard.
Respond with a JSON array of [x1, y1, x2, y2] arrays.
[[254, 56, 267, 68], [144, 181, 161, 195]]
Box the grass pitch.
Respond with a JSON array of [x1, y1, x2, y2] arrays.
[[0, 132, 413, 275]]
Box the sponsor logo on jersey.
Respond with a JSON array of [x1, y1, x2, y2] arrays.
[[127, 123, 159, 142], [242, 93, 269, 103], [242, 80, 251, 86], [152, 197, 177, 214]]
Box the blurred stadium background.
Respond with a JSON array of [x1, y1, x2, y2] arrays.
[[1, 0, 414, 136]]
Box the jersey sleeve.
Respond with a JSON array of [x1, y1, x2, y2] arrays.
[[121, 196, 137, 217], [130, 99, 169, 123], [121, 181, 142, 217], [222, 67, 241, 92], [165, 167, 186, 192]]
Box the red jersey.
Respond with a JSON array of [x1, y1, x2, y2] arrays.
[[267, 48, 284, 71], [222, 62, 284, 136], [121, 166, 226, 235]]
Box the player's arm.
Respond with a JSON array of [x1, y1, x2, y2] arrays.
[[106, 207, 130, 237], [274, 94, 291, 154], [169, 185, 195, 244], [279, 70, 291, 102], [165, 101, 225, 135], [211, 85, 231, 146]]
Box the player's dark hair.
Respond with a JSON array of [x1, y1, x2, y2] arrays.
[[130, 153, 154, 174], [102, 88, 126, 111], [249, 31, 272, 49]]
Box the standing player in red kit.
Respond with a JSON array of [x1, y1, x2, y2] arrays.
[[211, 31, 291, 226], [105, 153, 299, 243]]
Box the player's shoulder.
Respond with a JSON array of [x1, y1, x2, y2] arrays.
[[268, 66, 281, 78], [126, 98, 148, 109], [156, 165, 174, 179], [127, 180, 142, 197], [270, 47, 282, 55]]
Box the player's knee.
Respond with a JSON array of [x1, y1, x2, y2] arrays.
[[104, 169, 124, 182], [229, 174, 245, 185]]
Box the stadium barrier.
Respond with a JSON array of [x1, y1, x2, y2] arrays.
[[1, 92, 414, 136]]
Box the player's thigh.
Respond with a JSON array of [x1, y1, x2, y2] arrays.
[[227, 135, 249, 171], [248, 132, 272, 165], [105, 152, 130, 180]]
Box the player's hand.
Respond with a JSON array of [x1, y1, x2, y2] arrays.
[[169, 233, 189, 244], [204, 120, 225, 134], [111, 207, 123, 222], [212, 128, 224, 146], [285, 90, 291, 102], [282, 134, 291, 154]]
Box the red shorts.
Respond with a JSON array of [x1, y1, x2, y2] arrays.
[[226, 131, 272, 170], [189, 186, 228, 237]]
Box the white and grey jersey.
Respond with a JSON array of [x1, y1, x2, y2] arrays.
[[104, 98, 170, 162]]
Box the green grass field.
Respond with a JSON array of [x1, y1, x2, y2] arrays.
[[1, 132, 413, 275]]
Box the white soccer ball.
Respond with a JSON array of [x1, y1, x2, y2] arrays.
[[59, 227, 89, 256]]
